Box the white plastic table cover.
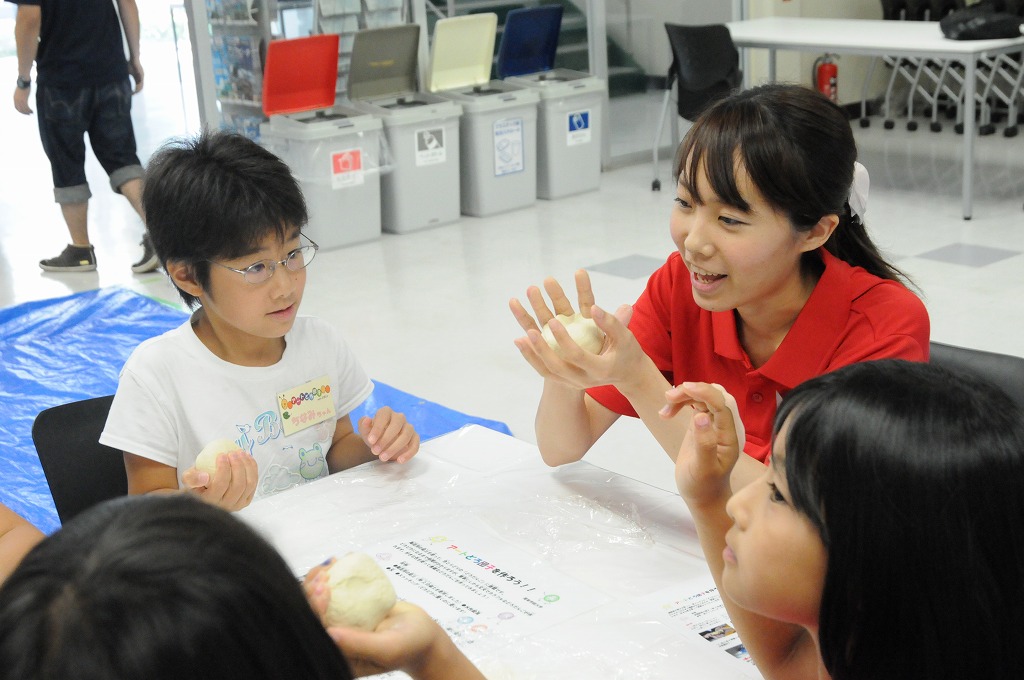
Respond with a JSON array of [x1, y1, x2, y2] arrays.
[[239, 425, 763, 679]]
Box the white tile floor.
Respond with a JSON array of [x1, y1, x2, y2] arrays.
[[3, 36, 1024, 492]]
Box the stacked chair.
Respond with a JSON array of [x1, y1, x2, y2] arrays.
[[859, 0, 918, 129], [975, 0, 1024, 137], [879, 0, 972, 133], [863, 0, 1024, 137], [901, 0, 962, 132]]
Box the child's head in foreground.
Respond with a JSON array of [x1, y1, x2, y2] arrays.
[[0, 494, 354, 680], [729, 359, 1024, 680], [142, 130, 310, 310]]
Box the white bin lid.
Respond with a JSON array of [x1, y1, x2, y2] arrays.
[[261, 103, 382, 140], [505, 69, 607, 99], [432, 80, 538, 115], [426, 13, 497, 93], [349, 93, 462, 126]]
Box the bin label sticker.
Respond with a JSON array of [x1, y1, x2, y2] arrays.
[[331, 148, 365, 189], [493, 117, 525, 177], [415, 128, 447, 166], [567, 110, 591, 146]]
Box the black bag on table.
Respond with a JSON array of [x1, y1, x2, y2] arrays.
[[939, 2, 1024, 40]]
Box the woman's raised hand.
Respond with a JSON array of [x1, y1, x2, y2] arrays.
[[509, 269, 645, 391]]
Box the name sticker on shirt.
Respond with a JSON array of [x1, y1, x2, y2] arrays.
[[277, 376, 336, 437]]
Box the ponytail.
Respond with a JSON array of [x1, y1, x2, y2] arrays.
[[821, 207, 912, 286]]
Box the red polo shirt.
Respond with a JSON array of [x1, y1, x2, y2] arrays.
[[587, 249, 930, 461]]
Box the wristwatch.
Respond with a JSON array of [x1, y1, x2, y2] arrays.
[[16, 76, 30, 90]]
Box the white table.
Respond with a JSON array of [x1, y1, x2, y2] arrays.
[[239, 425, 762, 679], [726, 17, 1024, 220]]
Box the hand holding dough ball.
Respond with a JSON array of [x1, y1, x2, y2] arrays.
[[194, 438, 242, 475], [541, 312, 605, 356], [324, 552, 397, 630]]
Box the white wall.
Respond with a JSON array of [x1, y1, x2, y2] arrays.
[[745, 0, 804, 85], [794, 0, 887, 105]]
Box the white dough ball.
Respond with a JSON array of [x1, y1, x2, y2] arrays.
[[324, 552, 397, 630], [194, 438, 240, 475], [541, 312, 605, 355]]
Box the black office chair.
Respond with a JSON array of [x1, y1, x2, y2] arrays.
[[929, 341, 1024, 408], [31, 395, 127, 525], [651, 23, 742, 191]]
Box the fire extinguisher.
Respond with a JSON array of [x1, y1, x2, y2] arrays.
[[813, 54, 838, 103]]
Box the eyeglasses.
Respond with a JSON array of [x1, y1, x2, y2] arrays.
[[208, 237, 319, 285]]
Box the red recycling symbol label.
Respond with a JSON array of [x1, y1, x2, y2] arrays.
[[332, 149, 362, 175]]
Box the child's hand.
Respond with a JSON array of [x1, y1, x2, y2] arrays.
[[327, 602, 436, 677], [303, 558, 334, 625], [358, 407, 420, 463], [328, 601, 483, 679], [181, 450, 258, 511], [667, 382, 742, 510]]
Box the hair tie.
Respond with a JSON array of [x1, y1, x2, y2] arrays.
[[848, 161, 869, 222]]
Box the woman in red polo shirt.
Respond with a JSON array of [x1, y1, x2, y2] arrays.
[[509, 83, 929, 482]]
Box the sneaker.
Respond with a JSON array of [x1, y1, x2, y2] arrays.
[[131, 234, 159, 274], [39, 244, 97, 272]]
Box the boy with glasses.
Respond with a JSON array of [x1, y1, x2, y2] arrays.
[[100, 131, 420, 512]]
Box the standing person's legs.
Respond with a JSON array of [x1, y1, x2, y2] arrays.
[[118, 177, 157, 273], [118, 177, 143, 217], [90, 79, 155, 273], [59, 202, 89, 245], [35, 83, 96, 272]]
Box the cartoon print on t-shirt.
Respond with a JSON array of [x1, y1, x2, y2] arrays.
[[236, 410, 283, 454], [299, 443, 326, 480], [261, 464, 304, 495]]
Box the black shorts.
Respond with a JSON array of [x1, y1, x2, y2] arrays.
[[36, 79, 144, 204]]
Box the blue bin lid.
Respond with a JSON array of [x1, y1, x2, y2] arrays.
[[495, 5, 564, 79]]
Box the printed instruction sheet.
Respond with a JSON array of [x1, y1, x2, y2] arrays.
[[365, 521, 611, 643], [637, 576, 762, 678]]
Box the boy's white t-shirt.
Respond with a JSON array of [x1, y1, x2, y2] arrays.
[[100, 314, 374, 499]]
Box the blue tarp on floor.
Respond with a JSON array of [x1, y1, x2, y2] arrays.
[[0, 288, 510, 534]]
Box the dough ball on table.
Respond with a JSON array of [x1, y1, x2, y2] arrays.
[[540, 312, 605, 356], [324, 552, 397, 630], [194, 438, 241, 475]]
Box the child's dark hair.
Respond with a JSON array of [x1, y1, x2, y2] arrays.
[[776, 360, 1024, 680], [675, 83, 909, 285], [0, 495, 353, 680], [142, 130, 308, 308]]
